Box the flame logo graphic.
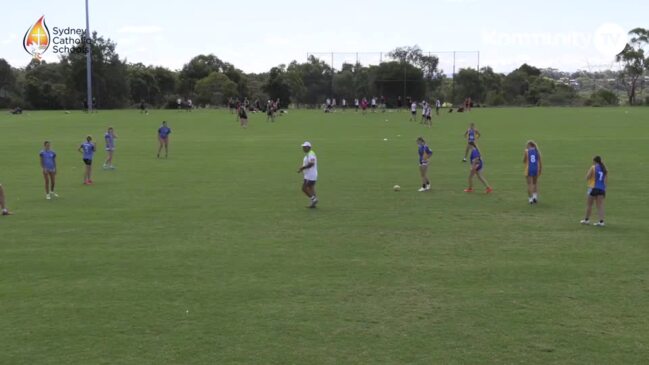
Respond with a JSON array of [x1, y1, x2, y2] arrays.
[[23, 16, 51, 60]]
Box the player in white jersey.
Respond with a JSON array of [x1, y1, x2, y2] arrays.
[[409, 101, 417, 121], [297, 141, 318, 208]]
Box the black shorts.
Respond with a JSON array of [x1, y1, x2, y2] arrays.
[[83, 159, 93, 166], [303, 180, 316, 187], [589, 188, 606, 197]]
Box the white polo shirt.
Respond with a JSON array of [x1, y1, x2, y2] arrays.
[[302, 150, 318, 181]]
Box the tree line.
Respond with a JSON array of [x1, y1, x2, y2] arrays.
[[1, 29, 647, 110]]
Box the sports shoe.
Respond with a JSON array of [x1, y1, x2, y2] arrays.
[[464, 188, 474, 193], [593, 221, 606, 227], [425, 184, 431, 191], [308, 197, 318, 208], [1, 208, 10, 216], [46, 193, 51, 200], [51, 192, 59, 198], [485, 187, 494, 194], [532, 198, 537, 204], [528, 198, 534, 204], [462, 158, 467, 162], [418, 187, 427, 192], [580, 219, 590, 225]]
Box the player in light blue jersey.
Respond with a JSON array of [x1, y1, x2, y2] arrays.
[[157, 121, 171, 159], [416, 137, 433, 192], [39, 141, 58, 199], [581, 156, 608, 227], [103, 127, 117, 170], [78, 136, 96, 185], [523, 140, 542, 204]]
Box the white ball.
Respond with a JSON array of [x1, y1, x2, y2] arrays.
[[393, 185, 401, 192]]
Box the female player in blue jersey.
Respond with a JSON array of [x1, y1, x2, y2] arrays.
[[581, 156, 608, 227], [523, 140, 542, 204], [463, 122, 481, 162], [464, 141, 493, 194], [78, 136, 96, 185], [416, 137, 433, 192], [39, 141, 58, 199], [157, 121, 171, 158], [103, 127, 117, 169]]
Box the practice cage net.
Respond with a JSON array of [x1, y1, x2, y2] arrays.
[[306, 51, 481, 76]]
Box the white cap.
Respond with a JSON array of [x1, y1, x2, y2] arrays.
[[301, 141, 312, 147]]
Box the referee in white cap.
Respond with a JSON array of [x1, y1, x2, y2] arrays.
[[297, 141, 318, 208]]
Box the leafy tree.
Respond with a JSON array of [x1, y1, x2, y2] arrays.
[[587, 89, 619, 106], [61, 32, 129, 108], [24, 61, 66, 109], [453, 68, 483, 104], [388, 45, 440, 101], [286, 56, 333, 105], [615, 43, 646, 105], [332, 65, 355, 100], [0, 59, 17, 107], [502, 70, 531, 105], [262, 66, 291, 108], [127, 63, 159, 105], [194, 71, 238, 106], [178, 54, 226, 96], [373, 61, 425, 103]]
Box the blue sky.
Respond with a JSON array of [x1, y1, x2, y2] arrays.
[[2, 0, 647, 73]]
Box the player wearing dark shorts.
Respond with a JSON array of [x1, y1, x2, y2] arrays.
[[465, 141, 493, 194], [581, 156, 608, 226], [78, 136, 96, 185]]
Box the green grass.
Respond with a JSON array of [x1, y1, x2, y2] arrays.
[[1, 107, 648, 364]]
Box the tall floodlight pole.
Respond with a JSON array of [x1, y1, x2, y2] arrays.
[[85, 0, 93, 112]]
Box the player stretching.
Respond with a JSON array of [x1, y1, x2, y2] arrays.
[[581, 156, 608, 227], [104, 127, 117, 169], [157, 121, 171, 158], [465, 141, 493, 194], [79, 136, 96, 185], [39, 141, 58, 199], [297, 141, 318, 208], [523, 140, 542, 204], [463, 122, 480, 162]]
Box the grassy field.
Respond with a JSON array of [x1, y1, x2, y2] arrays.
[[1, 107, 648, 364]]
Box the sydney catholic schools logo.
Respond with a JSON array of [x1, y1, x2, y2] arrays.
[[23, 16, 50, 60], [23, 15, 91, 60]]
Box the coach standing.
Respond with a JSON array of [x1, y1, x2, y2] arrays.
[[297, 142, 318, 208]]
